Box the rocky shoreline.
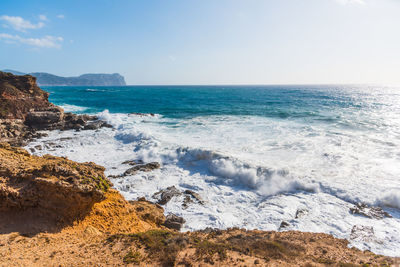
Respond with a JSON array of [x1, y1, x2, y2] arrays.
[[0, 71, 112, 146], [0, 71, 398, 266]]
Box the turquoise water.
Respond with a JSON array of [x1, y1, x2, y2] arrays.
[[44, 85, 398, 122]]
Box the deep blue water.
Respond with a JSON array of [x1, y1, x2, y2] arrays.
[[44, 85, 397, 123]]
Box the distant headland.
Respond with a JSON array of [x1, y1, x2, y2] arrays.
[[2, 69, 126, 86]]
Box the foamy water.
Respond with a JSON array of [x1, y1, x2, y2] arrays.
[[27, 85, 400, 256]]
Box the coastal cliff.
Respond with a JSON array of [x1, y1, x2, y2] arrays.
[[0, 71, 111, 146], [0, 71, 397, 266]]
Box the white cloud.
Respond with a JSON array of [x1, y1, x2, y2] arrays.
[[0, 15, 45, 32], [0, 33, 63, 48], [57, 14, 65, 19], [39, 15, 48, 21], [335, 0, 366, 4]]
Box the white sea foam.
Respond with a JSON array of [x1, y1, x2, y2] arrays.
[[25, 111, 400, 257], [85, 88, 107, 92], [376, 190, 400, 210], [59, 104, 88, 113]]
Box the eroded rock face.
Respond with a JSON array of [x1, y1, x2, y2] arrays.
[[0, 72, 51, 120], [0, 143, 112, 223], [0, 71, 112, 145]]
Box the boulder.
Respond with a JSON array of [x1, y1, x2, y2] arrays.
[[350, 203, 391, 219], [163, 214, 186, 230], [122, 162, 161, 176], [83, 120, 112, 130], [295, 208, 309, 219], [153, 186, 182, 205], [184, 189, 205, 205], [279, 221, 290, 229]]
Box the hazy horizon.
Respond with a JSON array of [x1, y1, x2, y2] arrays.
[[1, 0, 400, 85]]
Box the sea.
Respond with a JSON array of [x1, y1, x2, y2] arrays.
[[25, 85, 400, 256]]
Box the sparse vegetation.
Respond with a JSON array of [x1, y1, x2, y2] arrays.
[[195, 240, 228, 262], [123, 250, 142, 264]]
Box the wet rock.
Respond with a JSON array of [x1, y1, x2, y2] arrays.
[[128, 112, 155, 117], [122, 159, 144, 165], [163, 214, 186, 231], [295, 208, 309, 219], [153, 186, 182, 205], [184, 189, 205, 205], [279, 221, 290, 229], [350, 203, 391, 219], [108, 162, 161, 178], [83, 120, 112, 130], [182, 195, 194, 209], [59, 137, 73, 141], [45, 142, 62, 149], [123, 162, 161, 176]]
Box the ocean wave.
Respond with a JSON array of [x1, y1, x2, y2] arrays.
[[376, 190, 400, 209], [173, 147, 318, 196], [97, 109, 162, 128], [59, 104, 88, 113], [23, 110, 400, 256], [85, 88, 107, 92]]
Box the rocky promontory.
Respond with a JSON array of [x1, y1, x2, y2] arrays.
[[3, 69, 126, 86], [0, 71, 111, 146]]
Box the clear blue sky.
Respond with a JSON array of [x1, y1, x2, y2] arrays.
[[1, 0, 399, 85]]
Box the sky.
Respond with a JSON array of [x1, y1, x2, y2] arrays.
[[0, 0, 399, 85]]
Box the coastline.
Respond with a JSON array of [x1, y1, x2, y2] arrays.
[[0, 71, 398, 266]]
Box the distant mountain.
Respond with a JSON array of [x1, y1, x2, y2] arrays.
[[2, 70, 126, 86], [2, 69, 26, 76]]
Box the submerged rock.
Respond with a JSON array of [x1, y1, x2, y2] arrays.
[[163, 214, 186, 231], [350, 225, 382, 244], [123, 162, 161, 176], [182, 195, 194, 209], [279, 221, 290, 229], [153, 186, 205, 208], [184, 189, 205, 205], [121, 159, 144, 165], [153, 186, 182, 205], [350, 203, 391, 219], [83, 120, 112, 130], [295, 208, 309, 219], [109, 162, 161, 178]]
